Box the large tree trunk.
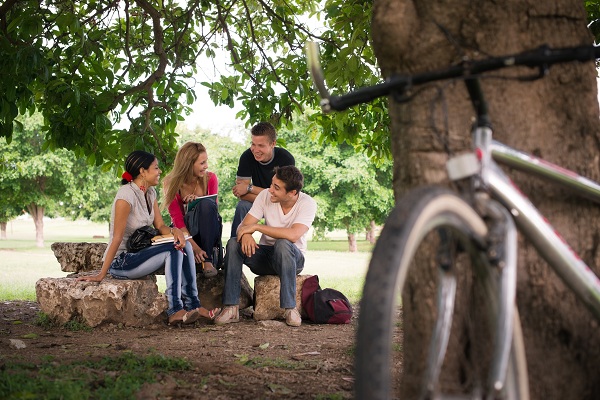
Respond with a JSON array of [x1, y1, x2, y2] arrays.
[[27, 204, 45, 248], [372, 1, 600, 399]]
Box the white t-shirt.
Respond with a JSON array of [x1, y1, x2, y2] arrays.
[[103, 183, 156, 260], [248, 190, 317, 254]]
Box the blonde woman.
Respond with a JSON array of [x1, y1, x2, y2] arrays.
[[163, 142, 222, 278]]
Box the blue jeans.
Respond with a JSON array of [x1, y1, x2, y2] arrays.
[[186, 199, 222, 263], [222, 237, 304, 308], [109, 241, 200, 316], [230, 200, 252, 237]]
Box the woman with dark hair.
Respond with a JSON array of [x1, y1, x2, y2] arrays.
[[162, 142, 222, 278], [78, 150, 219, 325]]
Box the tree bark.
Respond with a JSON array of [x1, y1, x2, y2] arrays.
[[27, 204, 45, 248], [371, 1, 600, 399], [366, 220, 377, 244], [347, 232, 358, 252], [0, 222, 6, 239]]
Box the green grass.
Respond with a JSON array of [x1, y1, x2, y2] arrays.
[[0, 352, 192, 399], [1, 218, 371, 303], [308, 239, 374, 253]]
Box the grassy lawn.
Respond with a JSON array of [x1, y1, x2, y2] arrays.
[[0, 217, 371, 303]]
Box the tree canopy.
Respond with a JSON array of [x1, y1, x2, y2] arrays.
[[0, 0, 389, 170], [3, 1, 600, 169]]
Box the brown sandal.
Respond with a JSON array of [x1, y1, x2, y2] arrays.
[[168, 309, 187, 325], [186, 307, 221, 322], [182, 308, 201, 324]]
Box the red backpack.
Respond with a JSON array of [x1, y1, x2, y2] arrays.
[[301, 275, 353, 324]]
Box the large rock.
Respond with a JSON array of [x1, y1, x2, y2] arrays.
[[36, 271, 254, 327], [51, 242, 107, 273], [253, 275, 312, 321], [36, 274, 167, 327]]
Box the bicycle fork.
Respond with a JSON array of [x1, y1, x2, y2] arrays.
[[427, 137, 519, 399], [424, 194, 518, 399]]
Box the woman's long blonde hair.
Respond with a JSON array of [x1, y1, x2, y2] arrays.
[[162, 142, 208, 210]]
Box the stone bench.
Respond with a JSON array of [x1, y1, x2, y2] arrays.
[[253, 275, 312, 321], [51, 242, 108, 274], [36, 274, 167, 327], [38, 242, 253, 327]]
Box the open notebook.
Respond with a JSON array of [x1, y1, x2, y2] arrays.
[[186, 193, 218, 212]]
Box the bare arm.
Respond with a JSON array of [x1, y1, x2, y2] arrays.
[[235, 213, 260, 257], [152, 200, 185, 249], [238, 222, 309, 244], [78, 199, 130, 282]]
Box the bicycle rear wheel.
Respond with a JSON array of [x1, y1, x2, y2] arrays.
[[355, 185, 528, 400]]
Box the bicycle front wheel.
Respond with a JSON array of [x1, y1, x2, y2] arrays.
[[355, 185, 528, 400]]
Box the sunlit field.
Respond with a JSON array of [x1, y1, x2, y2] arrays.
[[0, 217, 371, 303]]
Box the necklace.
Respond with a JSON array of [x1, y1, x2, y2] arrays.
[[130, 183, 152, 214]]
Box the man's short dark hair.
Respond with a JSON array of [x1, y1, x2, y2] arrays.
[[274, 165, 303, 193], [251, 122, 277, 143]]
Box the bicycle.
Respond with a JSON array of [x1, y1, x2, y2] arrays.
[[306, 42, 600, 400]]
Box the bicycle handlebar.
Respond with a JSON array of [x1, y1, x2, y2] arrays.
[[306, 42, 600, 112]]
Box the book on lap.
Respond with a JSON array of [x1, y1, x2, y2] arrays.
[[151, 234, 191, 245]]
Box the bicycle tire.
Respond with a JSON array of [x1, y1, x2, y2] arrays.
[[355, 185, 529, 400]]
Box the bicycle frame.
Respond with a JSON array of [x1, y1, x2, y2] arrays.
[[442, 125, 600, 397], [473, 126, 600, 320]]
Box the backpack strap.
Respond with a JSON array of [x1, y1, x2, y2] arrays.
[[301, 275, 321, 321]]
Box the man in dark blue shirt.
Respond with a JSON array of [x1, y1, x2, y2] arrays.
[[230, 122, 295, 237]]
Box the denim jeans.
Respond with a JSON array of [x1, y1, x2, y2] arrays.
[[109, 241, 200, 316], [230, 200, 252, 237], [223, 237, 304, 308], [187, 199, 222, 263]]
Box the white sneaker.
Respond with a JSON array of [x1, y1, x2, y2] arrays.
[[284, 308, 301, 327]]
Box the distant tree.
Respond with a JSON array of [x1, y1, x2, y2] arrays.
[[280, 115, 394, 251], [0, 114, 114, 245], [0, 204, 23, 239], [64, 158, 118, 223], [0, 116, 75, 246]]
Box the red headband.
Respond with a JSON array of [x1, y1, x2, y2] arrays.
[[122, 171, 133, 182]]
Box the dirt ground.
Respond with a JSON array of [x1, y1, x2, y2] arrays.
[[0, 300, 358, 399]]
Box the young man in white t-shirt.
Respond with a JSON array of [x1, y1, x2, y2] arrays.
[[216, 165, 317, 327]]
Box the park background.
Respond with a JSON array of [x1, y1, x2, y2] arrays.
[[0, 117, 391, 304]]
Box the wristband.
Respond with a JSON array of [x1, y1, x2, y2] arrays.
[[247, 184, 253, 194]]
